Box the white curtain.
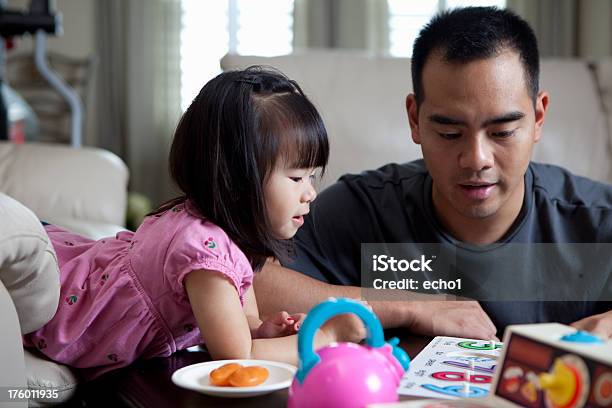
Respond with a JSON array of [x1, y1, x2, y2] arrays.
[[503, 0, 612, 58], [96, 0, 127, 157], [296, 0, 612, 58], [96, 0, 182, 207], [293, 0, 389, 54]]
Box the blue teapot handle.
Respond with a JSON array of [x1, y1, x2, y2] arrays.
[[295, 297, 409, 383]]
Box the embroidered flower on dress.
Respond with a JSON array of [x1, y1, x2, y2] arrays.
[[37, 339, 47, 350], [184, 324, 195, 333], [65, 295, 78, 305], [107, 353, 118, 362], [99, 273, 109, 285], [204, 237, 216, 249], [64, 241, 74, 246]]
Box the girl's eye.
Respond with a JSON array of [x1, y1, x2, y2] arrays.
[[289, 170, 318, 183]]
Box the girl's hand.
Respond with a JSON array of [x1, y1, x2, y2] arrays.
[[255, 311, 306, 339]]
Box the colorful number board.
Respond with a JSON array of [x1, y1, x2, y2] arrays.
[[399, 336, 502, 400]]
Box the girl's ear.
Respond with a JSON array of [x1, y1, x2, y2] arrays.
[[406, 94, 421, 144]]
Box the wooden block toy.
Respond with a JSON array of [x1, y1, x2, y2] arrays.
[[371, 323, 612, 408], [493, 323, 612, 408]]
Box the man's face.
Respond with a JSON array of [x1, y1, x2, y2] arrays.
[[406, 49, 548, 224]]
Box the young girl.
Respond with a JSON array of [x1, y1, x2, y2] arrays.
[[23, 66, 363, 379]]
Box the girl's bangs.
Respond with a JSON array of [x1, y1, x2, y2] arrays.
[[265, 93, 329, 172]]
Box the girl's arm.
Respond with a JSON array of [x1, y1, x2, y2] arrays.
[[185, 268, 352, 365], [242, 284, 305, 339], [243, 288, 264, 336]]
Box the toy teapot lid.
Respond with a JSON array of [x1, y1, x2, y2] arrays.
[[295, 297, 410, 383]]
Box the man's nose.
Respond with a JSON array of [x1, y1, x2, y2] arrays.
[[458, 134, 494, 171]]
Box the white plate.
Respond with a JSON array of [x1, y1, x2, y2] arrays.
[[171, 359, 297, 398]]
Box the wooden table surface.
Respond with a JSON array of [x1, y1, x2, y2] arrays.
[[75, 330, 432, 408]]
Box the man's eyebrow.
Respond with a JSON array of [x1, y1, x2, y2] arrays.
[[428, 111, 525, 127], [483, 111, 525, 126], [428, 115, 467, 126]]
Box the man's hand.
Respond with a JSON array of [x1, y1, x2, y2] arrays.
[[254, 311, 306, 339], [570, 310, 612, 339], [317, 299, 370, 344], [320, 313, 367, 344], [406, 300, 498, 340]]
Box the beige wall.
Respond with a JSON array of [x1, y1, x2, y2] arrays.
[[6, 0, 97, 146]]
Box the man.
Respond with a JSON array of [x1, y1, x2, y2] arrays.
[[255, 7, 612, 339]]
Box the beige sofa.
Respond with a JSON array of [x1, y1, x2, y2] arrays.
[[0, 142, 128, 406], [0, 143, 129, 239], [222, 52, 612, 189]]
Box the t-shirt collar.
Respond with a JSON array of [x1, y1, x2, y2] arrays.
[[422, 165, 534, 251]]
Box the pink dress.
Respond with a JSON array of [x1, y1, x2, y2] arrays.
[[23, 200, 254, 379]]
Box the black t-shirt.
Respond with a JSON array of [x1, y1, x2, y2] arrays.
[[283, 160, 612, 334]]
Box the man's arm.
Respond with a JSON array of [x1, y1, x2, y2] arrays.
[[255, 261, 499, 340], [255, 261, 407, 327]]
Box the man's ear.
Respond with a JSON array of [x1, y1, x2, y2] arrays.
[[534, 91, 549, 143], [406, 94, 421, 144]]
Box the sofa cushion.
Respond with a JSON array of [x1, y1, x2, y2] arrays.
[[47, 216, 127, 241], [0, 281, 27, 398], [0, 193, 60, 334], [595, 58, 612, 155], [536, 60, 612, 184], [25, 349, 78, 406], [0, 142, 129, 234]]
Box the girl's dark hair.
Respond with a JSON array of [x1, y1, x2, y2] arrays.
[[412, 6, 540, 107], [152, 66, 329, 271]]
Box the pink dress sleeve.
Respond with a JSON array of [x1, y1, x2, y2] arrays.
[[161, 207, 254, 302]]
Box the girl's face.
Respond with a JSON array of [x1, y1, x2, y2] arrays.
[[264, 165, 318, 239]]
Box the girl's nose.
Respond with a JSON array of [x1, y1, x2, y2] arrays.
[[302, 183, 317, 203]]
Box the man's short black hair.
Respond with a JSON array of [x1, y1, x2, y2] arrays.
[[411, 6, 539, 106]]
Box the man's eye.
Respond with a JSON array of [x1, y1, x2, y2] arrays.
[[492, 130, 516, 138], [438, 132, 460, 140]]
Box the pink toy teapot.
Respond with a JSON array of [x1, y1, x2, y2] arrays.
[[288, 298, 410, 408]]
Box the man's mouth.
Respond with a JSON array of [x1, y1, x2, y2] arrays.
[[458, 181, 497, 200]]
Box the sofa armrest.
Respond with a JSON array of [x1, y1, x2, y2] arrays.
[[0, 193, 60, 334], [0, 282, 27, 407], [0, 142, 129, 230]]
